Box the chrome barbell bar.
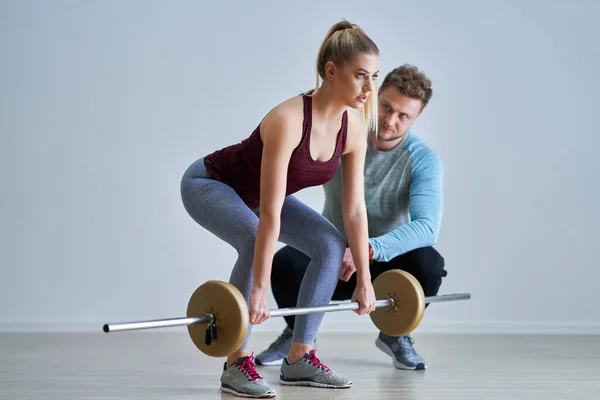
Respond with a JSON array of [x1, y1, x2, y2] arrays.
[[103, 292, 471, 333]]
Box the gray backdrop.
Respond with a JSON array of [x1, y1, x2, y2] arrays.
[[1, 0, 598, 335]]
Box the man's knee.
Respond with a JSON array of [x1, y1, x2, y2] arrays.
[[409, 246, 446, 271], [403, 246, 447, 295]]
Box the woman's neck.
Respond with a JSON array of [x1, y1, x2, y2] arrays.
[[309, 83, 348, 122]]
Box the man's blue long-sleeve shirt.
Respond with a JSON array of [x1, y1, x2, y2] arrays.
[[322, 131, 444, 262]]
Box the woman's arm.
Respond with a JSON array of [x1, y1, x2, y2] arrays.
[[340, 113, 376, 315], [250, 103, 302, 324]]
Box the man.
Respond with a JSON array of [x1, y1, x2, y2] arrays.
[[256, 64, 446, 370]]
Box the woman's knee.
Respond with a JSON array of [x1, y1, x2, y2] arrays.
[[279, 195, 346, 263], [314, 228, 346, 265]]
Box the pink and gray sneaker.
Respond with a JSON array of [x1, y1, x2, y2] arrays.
[[279, 350, 352, 388], [220, 353, 276, 398]]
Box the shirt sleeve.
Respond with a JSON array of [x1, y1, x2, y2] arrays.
[[368, 150, 444, 262]]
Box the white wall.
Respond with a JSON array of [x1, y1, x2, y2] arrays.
[[1, 0, 599, 335]]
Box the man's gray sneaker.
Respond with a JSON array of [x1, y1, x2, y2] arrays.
[[279, 350, 352, 388], [255, 327, 318, 366], [375, 332, 426, 370], [255, 326, 293, 366], [219, 353, 276, 398]]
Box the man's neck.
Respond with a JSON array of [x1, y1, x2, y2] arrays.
[[369, 131, 406, 152]]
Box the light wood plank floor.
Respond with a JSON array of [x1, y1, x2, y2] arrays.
[[1, 331, 598, 399]]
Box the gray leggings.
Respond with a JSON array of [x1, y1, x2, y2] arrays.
[[180, 157, 346, 350]]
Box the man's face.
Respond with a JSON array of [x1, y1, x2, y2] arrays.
[[372, 86, 423, 151]]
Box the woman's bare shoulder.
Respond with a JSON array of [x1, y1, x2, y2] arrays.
[[260, 94, 305, 135], [343, 109, 367, 154]]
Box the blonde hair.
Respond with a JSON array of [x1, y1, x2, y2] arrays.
[[315, 20, 380, 134]]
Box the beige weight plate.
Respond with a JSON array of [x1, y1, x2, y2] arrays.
[[186, 280, 249, 357], [370, 270, 425, 336]]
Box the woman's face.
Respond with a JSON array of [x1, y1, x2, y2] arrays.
[[328, 52, 380, 109]]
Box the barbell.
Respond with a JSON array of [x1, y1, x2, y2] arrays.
[[103, 270, 470, 357]]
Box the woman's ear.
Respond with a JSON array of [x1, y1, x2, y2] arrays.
[[324, 61, 336, 81]]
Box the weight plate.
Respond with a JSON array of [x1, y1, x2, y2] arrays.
[[370, 270, 425, 336], [186, 280, 249, 357]]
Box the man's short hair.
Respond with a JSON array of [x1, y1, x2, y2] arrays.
[[380, 64, 433, 110]]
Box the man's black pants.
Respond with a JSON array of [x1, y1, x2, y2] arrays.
[[271, 245, 447, 329]]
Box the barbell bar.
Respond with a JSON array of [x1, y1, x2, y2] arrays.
[[103, 294, 470, 333], [103, 270, 471, 357], [103, 315, 213, 332]]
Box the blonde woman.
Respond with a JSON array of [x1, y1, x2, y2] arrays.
[[180, 20, 379, 398]]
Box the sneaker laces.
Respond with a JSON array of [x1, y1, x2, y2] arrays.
[[400, 335, 419, 356], [305, 350, 331, 372], [237, 353, 262, 381]]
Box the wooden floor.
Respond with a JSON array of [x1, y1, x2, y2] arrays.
[[1, 331, 598, 399]]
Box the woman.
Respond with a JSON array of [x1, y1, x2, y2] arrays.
[[181, 20, 380, 398]]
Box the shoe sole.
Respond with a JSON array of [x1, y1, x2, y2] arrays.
[[220, 386, 276, 398], [375, 338, 427, 370], [279, 378, 352, 389]]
